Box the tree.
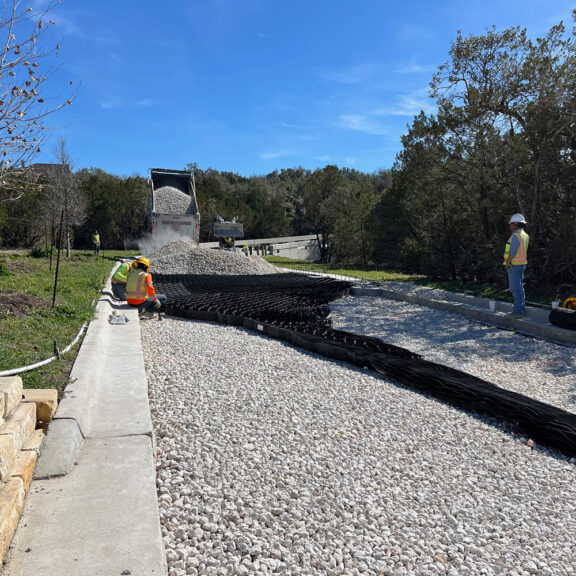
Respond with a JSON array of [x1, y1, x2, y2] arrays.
[[332, 178, 381, 266], [75, 168, 149, 250], [41, 137, 85, 256], [192, 168, 233, 241], [0, 173, 44, 247], [0, 0, 75, 200], [302, 165, 345, 261], [429, 16, 576, 281]]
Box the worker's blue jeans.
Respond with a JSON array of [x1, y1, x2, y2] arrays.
[[140, 294, 167, 313], [111, 282, 126, 301], [507, 265, 526, 314]]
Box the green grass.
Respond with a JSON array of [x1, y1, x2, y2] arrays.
[[264, 256, 420, 283], [0, 250, 137, 395], [264, 256, 565, 307]]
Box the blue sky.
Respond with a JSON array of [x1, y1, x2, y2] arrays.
[[34, 0, 576, 178]]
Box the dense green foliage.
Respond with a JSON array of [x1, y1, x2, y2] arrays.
[[387, 17, 576, 298], [1, 15, 575, 300]]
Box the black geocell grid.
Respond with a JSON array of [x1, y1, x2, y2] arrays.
[[154, 272, 576, 459]]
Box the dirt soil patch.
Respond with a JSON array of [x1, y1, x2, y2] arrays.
[[0, 260, 35, 274], [0, 289, 46, 317]]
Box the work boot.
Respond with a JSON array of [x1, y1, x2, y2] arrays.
[[139, 310, 156, 319], [508, 312, 524, 319]]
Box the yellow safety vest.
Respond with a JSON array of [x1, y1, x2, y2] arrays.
[[503, 229, 529, 266], [112, 261, 132, 284]]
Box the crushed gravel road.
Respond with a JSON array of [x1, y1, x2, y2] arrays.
[[140, 245, 576, 576]]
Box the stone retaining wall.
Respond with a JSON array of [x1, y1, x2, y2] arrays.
[[0, 376, 57, 563]]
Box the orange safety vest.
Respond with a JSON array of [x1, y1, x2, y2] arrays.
[[503, 229, 529, 266], [126, 270, 156, 305]]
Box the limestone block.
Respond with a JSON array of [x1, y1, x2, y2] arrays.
[[22, 429, 45, 454], [0, 435, 17, 482], [0, 477, 25, 564], [11, 450, 38, 494], [0, 376, 23, 419], [0, 403, 37, 454], [22, 388, 58, 426]]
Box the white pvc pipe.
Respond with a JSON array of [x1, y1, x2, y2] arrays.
[[0, 323, 88, 377]]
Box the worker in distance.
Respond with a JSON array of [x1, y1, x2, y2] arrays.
[[503, 213, 529, 318]]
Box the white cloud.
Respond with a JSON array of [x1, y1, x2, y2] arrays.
[[394, 61, 438, 74], [260, 150, 293, 160], [372, 89, 437, 117], [100, 97, 123, 109], [100, 97, 155, 109], [316, 63, 379, 85], [337, 88, 436, 135], [338, 114, 389, 136]]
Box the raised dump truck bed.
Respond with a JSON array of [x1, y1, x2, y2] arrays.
[[149, 168, 200, 244]]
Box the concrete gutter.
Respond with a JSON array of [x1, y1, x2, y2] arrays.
[[351, 284, 576, 346], [1, 274, 167, 576]]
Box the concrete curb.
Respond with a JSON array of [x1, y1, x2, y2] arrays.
[[35, 281, 157, 478], [32, 419, 83, 478], [2, 271, 168, 576], [351, 285, 576, 346]]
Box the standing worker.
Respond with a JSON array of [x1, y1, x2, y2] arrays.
[[503, 213, 530, 318], [111, 259, 136, 301], [126, 257, 167, 318], [92, 231, 101, 256]]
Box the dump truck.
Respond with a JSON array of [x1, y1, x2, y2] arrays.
[[149, 168, 200, 244]]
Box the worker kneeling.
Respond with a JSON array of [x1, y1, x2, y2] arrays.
[[111, 259, 137, 301], [126, 257, 166, 318]]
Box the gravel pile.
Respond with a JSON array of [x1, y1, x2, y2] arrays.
[[142, 291, 576, 576], [149, 240, 281, 275], [154, 186, 197, 215]]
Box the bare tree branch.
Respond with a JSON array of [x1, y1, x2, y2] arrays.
[[0, 0, 76, 199]]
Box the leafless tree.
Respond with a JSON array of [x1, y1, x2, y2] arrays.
[[0, 0, 76, 201], [39, 136, 85, 256]]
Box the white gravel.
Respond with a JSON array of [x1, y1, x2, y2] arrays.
[[149, 241, 281, 276], [329, 294, 576, 413], [154, 186, 197, 215], [142, 285, 576, 576]]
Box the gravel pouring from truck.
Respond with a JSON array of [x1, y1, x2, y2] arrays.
[[149, 168, 200, 244]]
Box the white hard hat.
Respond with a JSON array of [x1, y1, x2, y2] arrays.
[[509, 213, 527, 224]]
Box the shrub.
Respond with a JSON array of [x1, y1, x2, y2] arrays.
[[28, 247, 57, 258]]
